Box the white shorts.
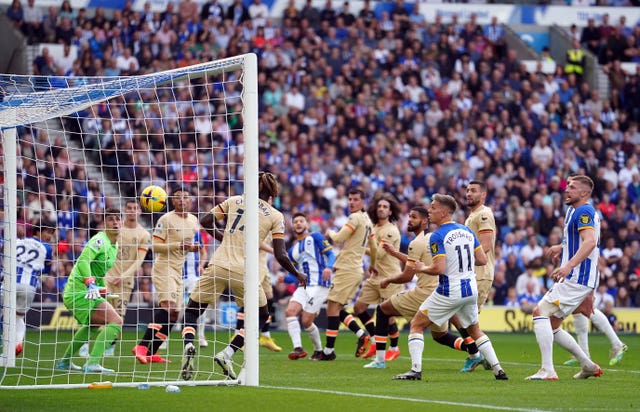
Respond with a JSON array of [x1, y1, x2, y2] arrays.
[[541, 281, 593, 319], [419, 292, 479, 329], [184, 276, 199, 295], [290, 285, 329, 315], [16, 284, 37, 314]]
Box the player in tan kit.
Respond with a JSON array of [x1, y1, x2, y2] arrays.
[[258, 242, 283, 352], [133, 187, 199, 364], [457, 180, 497, 372], [317, 188, 375, 361], [356, 193, 403, 361], [80, 200, 150, 357], [179, 171, 305, 380]]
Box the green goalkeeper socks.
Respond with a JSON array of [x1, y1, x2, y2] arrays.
[[87, 324, 121, 365], [62, 325, 99, 360]]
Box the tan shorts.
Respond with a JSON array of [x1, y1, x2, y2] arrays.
[[389, 287, 448, 333], [327, 268, 363, 306], [476, 278, 493, 309], [153, 268, 183, 306], [260, 269, 273, 298], [357, 277, 402, 305], [190, 264, 267, 308], [104, 278, 135, 317]]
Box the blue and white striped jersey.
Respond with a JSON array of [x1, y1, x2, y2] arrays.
[[429, 222, 481, 298], [562, 204, 600, 289], [183, 231, 204, 280], [16, 237, 53, 288], [288, 232, 335, 287]]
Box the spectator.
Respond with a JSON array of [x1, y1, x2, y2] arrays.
[[504, 287, 519, 308], [54, 43, 75, 75], [515, 261, 541, 297], [628, 274, 640, 307], [595, 283, 615, 311], [565, 39, 586, 83], [248, 0, 268, 28], [6, 0, 24, 32], [518, 279, 542, 314], [23, 0, 43, 44], [116, 46, 140, 73], [602, 300, 620, 332], [484, 16, 506, 60], [519, 235, 544, 267]]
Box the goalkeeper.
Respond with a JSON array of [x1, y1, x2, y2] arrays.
[[56, 208, 123, 374]]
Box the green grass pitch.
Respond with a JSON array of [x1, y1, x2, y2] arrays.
[[1, 330, 638, 412]]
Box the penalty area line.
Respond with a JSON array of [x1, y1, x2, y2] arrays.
[[261, 385, 552, 412]]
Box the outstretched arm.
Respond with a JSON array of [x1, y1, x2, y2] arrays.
[[273, 237, 306, 287], [381, 261, 418, 288], [382, 241, 408, 263]]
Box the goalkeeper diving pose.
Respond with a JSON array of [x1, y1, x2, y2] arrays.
[[57, 208, 123, 373]]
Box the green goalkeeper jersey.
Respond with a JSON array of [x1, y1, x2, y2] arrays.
[[67, 231, 118, 288]]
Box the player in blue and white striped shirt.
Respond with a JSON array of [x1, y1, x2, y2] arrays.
[[285, 212, 336, 360], [15, 220, 56, 355], [394, 194, 507, 381], [527, 175, 603, 381]]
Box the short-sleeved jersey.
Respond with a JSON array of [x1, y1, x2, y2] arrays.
[[183, 230, 204, 280], [430, 222, 481, 298], [563, 204, 600, 289], [465, 204, 496, 281], [288, 232, 333, 287], [107, 223, 150, 284], [16, 237, 53, 288], [68, 232, 118, 288], [334, 210, 373, 272], [152, 210, 199, 274], [406, 230, 437, 292], [372, 221, 402, 278], [212, 195, 285, 274]]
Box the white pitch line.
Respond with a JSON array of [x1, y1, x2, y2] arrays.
[[420, 356, 640, 374], [261, 385, 552, 412]]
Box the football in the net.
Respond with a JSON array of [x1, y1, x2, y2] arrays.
[[140, 185, 167, 212]]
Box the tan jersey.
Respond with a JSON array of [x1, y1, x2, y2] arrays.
[[465, 204, 496, 281], [406, 231, 437, 292], [212, 195, 285, 274], [259, 249, 269, 279], [372, 221, 402, 278], [332, 210, 373, 272], [152, 211, 199, 274], [106, 224, 150, 288]]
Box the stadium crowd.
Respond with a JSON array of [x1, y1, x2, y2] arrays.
[[4, 0, 640, 322]]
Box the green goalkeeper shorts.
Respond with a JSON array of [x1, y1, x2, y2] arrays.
[[63, 287, 106, 325]]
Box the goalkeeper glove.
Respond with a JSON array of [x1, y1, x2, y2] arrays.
[[84, 276, 100, 300]]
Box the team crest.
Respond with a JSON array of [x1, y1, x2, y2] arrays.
[[430, 242, 439, 254], [579, 214, 591, 224]]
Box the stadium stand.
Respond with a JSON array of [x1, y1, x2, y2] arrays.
[[3, 0, 640, 315]]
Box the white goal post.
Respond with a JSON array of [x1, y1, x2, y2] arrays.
[[0, 53, 260, 388]]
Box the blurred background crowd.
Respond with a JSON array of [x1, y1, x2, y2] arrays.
[[3, 0, 640, 330]]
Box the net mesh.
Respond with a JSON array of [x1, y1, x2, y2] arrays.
[[0, 56, 252, 388]]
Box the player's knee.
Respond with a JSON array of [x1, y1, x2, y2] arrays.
[[353, 301, 366, 314], [430, 331, 446, 341], [536, 300, 555, 317]]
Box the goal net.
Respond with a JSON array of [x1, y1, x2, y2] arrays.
[[0, 53, 260, 389]]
